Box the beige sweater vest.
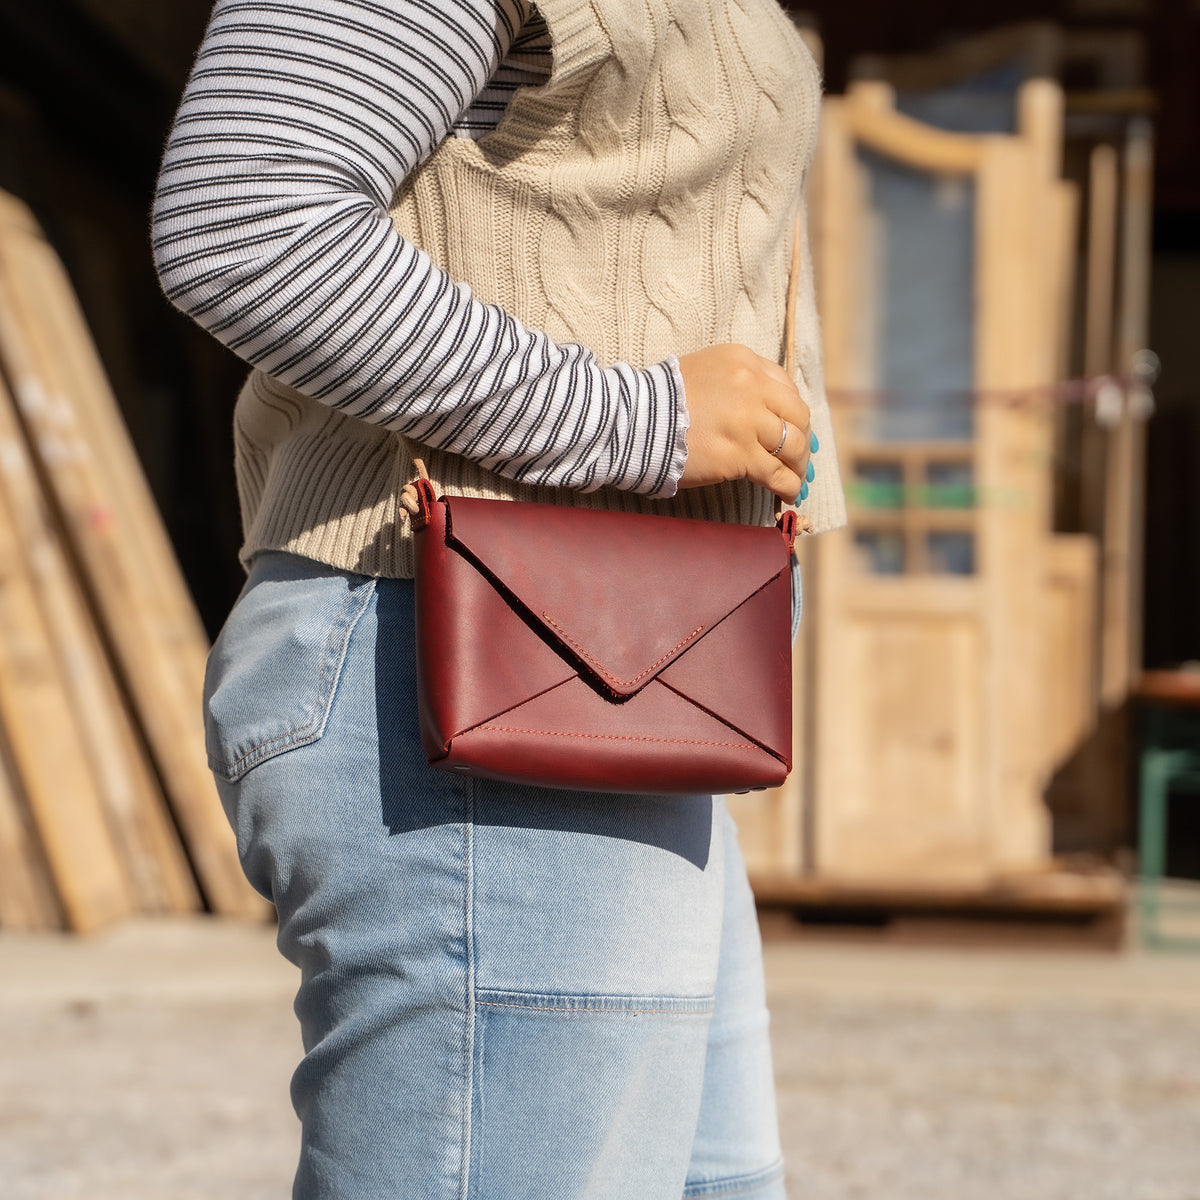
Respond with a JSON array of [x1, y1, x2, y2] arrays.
[[231, 0, 846, 577]]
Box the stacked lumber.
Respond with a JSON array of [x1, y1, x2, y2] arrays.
[[0, 190, 267, 931]]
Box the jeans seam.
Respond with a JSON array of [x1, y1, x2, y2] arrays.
[[474, 987, 715, 1015], [459, 776, 476, 1200], [474, 999, 713, 1016], [683, 1159, 785, 1197]]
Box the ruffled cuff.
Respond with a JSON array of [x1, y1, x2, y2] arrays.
[[636, 355, 689, 499]]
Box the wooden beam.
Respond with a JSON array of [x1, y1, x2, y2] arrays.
[[0, 317, 199, 917], [0, 730, 62, 930], [1102, 119, 1155, 704], [0, 194, 266, 919], [0, 374, 134, 932], [844, 96, 986, 175]]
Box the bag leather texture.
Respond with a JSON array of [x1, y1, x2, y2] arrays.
[[410, 479, 796, 795]]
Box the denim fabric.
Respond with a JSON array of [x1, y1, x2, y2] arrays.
[[204, 551, 787, 1200], [790, 553, 803, 641]]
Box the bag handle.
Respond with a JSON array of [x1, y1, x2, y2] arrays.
[[777, 206, 805, 524], [783, 206, 802, 383], [403, 206, 809, 533]]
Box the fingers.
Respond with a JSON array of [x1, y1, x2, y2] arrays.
[[751, 446, 803, 505], [758, 410, 807, 465], [676, 344, 820, 503], [757, 410, 812, 502], [755, 360, 811, 433]]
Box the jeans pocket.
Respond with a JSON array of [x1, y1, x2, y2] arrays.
[[470, 989, 714, 1197], [204, 552, 376, 782]]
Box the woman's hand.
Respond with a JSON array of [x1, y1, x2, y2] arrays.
[[677, 345, 813, 505]]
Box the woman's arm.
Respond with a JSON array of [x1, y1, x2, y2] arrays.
[[152, 0, 685, 496], [153, 0, 811, 502]]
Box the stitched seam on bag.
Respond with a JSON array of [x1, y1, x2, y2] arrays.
[[541, 615, 705, 687], [475, 726, 755, 749], [453, 676, 577, 743], [656, 677, 787, 766]]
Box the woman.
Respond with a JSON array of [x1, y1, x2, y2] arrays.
[[154, 1, 845, 1196]]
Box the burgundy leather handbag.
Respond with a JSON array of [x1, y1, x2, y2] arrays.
[[407, 211, 807, 795], [408, 478, 798, 794]]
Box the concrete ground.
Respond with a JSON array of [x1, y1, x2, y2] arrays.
[[2, 917, 1200, 1199]]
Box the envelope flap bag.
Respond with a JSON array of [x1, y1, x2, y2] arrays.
[[410, 479, 796, 795], [441, 493, 788, 697]]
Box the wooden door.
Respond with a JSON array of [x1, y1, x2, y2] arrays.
[[808, 97, 1058, 884]]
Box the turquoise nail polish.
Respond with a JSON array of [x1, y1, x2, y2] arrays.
[[810, 432, 819, 453], [800, 482, 809, 501], [806, 460, 815, 483]]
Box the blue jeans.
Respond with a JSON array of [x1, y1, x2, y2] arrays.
[[204, 551, 787, 1199]]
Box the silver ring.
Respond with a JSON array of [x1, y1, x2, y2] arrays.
[[770, 419, 788, 457]]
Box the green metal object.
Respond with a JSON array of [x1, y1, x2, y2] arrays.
[[1137, 701, 1200, 950]]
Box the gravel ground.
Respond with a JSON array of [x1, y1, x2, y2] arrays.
[[2, 919, 1200, 1199], [773, 994, 1200, 1200]]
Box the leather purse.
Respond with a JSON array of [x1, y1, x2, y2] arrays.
[[405, 211, 808, 795], [408, 478, 798, 794]]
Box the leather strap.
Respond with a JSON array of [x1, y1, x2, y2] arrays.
[[784, 206, 802, 381], [777, 205, 804, 519]]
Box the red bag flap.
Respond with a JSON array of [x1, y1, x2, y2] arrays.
[[439, 496, 789, 698]]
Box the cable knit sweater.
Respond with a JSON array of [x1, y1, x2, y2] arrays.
[[154, 0, 845, 577]]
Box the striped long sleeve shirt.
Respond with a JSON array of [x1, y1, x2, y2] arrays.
[[152, 0, 688, 496]]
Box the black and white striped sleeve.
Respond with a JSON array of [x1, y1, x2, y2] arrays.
[[151, 0, 688, 496]]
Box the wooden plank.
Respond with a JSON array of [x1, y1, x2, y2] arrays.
[[810, 97, 865, 879], [975, 134, 1055, 874], [1084, 144, 1119, 380], [1019, 81, 1069, 403], [1049, 179, 1080, 535], [1042, 534, 1100, 770], [1078, 139, 1120, 592], [0, 195, 212, 698], [0, 729, 62, 931], [1103, 119, 1154, 705], [843, 100, 985, 175], [1018, 77, 1065, 187], [0, 410, 134, 933], [752, 863, 1127, 915], [0, 360, 200, 916], [754, 865, 1128, 950], [1051, 181, 1081, 382], [0, 205, 266, 920], [848, 509, 977, 534], [833, 577, 979, 619], [853, 441, 974, 463]]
